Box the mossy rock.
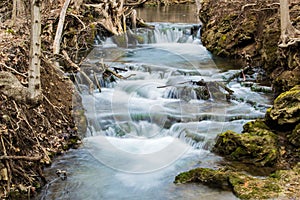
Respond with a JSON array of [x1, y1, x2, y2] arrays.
[[266, 85, 300, 130], [174, 168, 231, 190], [174, 168, 281, 199], [288, 123, 300, 147], [242, 120, 275, 137], [213, 129, 278, 167], [229, 173, 281, 199]]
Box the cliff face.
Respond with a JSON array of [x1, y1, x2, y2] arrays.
[[199, 0, 300, 94]]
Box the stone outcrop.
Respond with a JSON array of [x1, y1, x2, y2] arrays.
[[213, 120, 279, 167], [266, 85, 300, 130], [213, 85, 300, 167], [199, 0, 300, 94], [174, 167, 281, 199], [175, 164, 300, 199]]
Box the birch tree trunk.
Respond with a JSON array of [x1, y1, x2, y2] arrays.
[[28, 0, 42, 102], [53, 0, 71, 55], [279, 0, 300, 47]]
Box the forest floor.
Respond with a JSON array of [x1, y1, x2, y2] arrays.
[[0, 13, 84, 199]]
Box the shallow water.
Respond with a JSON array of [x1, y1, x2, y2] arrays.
[[37, 5, 273, 200]]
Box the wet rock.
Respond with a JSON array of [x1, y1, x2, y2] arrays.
[[213, 120, 279, 167], [174, 167, 281, 199], [174, 168, 231, 190], [265, 85, 300, 130]]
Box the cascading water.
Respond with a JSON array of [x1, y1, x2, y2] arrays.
[[37, 18, 272, 200]]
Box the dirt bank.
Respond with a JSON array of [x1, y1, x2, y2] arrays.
[[0, 20, 84, 198]]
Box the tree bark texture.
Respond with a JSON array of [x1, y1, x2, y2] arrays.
[[279, 0, 300, 47], [53, 0, 71, 55], [28, 0, 42, 101]]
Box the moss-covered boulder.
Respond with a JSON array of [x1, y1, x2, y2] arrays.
[[174, 168, 231, 189], [288, 123, 300, 148], [228, 173, 281, 199], [266, 85, 300, 130], [174, 168, 281, 199], [213, 120, 279, 167]]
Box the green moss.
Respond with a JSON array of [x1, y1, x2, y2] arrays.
[[266, 85, 300, 127], [175, 168, 282, 199], [288, 123, 300, 147], [175, 168, 231, 190], [6, 28, 15, 34], [214, 128, 278, 167]]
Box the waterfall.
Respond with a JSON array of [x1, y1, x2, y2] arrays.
[[40, 20, 271, 200], [96, 23, 202, 47]]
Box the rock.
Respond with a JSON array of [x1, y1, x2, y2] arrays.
[[174, 168, 231, 190], [288, 124, 300, 147], [0, 71, 29, 103], [228, 173, 281, 200], [213, 120, 279, 167], [266, 85, 300, 130], [174, 168, 281, 199], [199, 0, 300, 93]]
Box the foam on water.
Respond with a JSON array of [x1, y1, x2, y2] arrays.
[[39, 21, 272, 200]]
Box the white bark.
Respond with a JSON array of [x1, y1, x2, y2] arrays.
[[279, 0, 300, 47], [195, 0, 202, 14], [28, 0, 42, 101], [53, 0, 71, 55]]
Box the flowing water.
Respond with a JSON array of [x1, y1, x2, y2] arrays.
[[38, 5, 273, 200]]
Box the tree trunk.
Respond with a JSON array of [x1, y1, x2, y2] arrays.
[[279, 0, 300, 47], [28, 0, 42, 102], [11, 0, 26, 26], [11, 0, 17, 26], [53, 0, 71, 55]]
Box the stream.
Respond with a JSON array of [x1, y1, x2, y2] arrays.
[[38, 5, 272, 200]]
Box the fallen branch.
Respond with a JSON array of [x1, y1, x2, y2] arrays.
[[62, 50, 94, 94], [125, 0, 148, 6], [225, 66, 252, 84], [0, 155, 42, 161], [93, 71, 102, 93], [0, 62, 27, 78]]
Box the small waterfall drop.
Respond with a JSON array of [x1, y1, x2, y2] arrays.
[[39, 18, 272, 200]]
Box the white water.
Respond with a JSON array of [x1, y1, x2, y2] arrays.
[[38, 22, 272, 200]]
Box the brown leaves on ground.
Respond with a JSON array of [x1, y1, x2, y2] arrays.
[[0, 9, 80, 200]]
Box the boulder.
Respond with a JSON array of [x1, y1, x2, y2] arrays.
[[174, 167, 281, 199], [174, 168, 231, 190], [266, 85, 300, 130], [288, 123, 300, 148], [213, 120, 279, 167]]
